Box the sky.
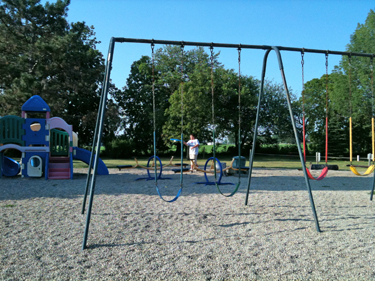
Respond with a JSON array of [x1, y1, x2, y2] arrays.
[[63, 0, 375, 96]]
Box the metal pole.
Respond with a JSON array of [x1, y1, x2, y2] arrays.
[[81, 77, 106, 214], [82, 38, 116, 250], [0, 152, 3, 179], [371, 172, 375, 201], [245, 49, 271, 205], [113, 37, 375, 58], [272, 46, 321, 232]]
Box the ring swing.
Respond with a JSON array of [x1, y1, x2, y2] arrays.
[[301, 51, 330, 180], [348, 55, 375, 176], [154, 43, 185, 202], [198, 45, 242, 196]]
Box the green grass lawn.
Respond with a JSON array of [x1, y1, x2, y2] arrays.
[[73, 154, 368, 172]]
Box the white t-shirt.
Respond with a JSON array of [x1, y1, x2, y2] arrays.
[[187, 139, 199, 155]]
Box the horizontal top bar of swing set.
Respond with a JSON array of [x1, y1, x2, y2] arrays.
[[113, 37, 375, 58]]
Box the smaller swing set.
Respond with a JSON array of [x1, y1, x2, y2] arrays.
[[347, 55, 375, 176]]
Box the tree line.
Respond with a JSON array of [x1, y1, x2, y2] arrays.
[[1, 0, 375, 157]]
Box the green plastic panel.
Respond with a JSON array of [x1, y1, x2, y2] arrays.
[[50, 129, 70, 156], [0, 115, 25, 146]]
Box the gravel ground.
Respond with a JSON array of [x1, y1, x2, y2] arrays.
[[1, 167, 375, 280]]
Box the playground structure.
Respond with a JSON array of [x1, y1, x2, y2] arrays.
[[81, 37, 375, 250], [0, 95, 108, 179]]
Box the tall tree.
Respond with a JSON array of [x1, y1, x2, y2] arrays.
[[164, 65, 261, 152], [0, 0, 118, 145], [330, 9, 375, 155], [114, 46, 221, 155], [259, 81, 296, 144]]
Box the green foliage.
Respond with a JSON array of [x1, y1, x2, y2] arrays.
[[164, 65, 260, 152], [0, 0, 119, 145], [101, 137, 136, 159], [257, 143, 300, 155], [114, 46, 222, 155], [260, 81, 296, 144]]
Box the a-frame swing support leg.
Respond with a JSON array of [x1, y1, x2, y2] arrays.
[[81, 67, 106, 215], [82, 38, 116, 250], [370, 170, 375, 201], [245, 47, 321, 233]]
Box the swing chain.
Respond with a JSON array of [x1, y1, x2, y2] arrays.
[[325, 52, 329, 117], [151, 42, 158, 186], [371, 56, 374, 118], [210, 45, 217, 180], [180, 44, 185, 188], [238, 46, 241, 184], [151, 43, 155, 133], [210, 45, 215, 129], [349, 54, 352, 116], [301, 51, 305, 114], [238, 46, 241, 131]]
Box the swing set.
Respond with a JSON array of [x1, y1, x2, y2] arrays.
[[81, 37, 375, 250]]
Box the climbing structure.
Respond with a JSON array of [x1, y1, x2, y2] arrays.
[[0, 95, 108, 179]]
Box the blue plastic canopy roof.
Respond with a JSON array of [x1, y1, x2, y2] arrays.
[[21, 95, 50, 112]]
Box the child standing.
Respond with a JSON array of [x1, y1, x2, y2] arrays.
[[184, 134, 200, 172]]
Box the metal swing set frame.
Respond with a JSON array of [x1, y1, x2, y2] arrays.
[[81, 37, 375, 250]]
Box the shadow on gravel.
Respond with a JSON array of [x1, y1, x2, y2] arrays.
[[1, 170, 375, 201]]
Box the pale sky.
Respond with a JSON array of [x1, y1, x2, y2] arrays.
[[61, 0, 375, 95]]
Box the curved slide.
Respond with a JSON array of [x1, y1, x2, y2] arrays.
[[73, 147, 109, 175], [2, 156, 21, 177]]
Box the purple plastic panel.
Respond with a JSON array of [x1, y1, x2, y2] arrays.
[[47, 117, 73, 139], [0, 144, 49, 153]]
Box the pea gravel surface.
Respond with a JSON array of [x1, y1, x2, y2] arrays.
[[1, 167, 375, 280]]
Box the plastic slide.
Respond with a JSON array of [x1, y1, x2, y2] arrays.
[[2, 156, 21, 177], [73, 147, 109, 175]]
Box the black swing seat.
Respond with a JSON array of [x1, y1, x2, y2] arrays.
[[117, 165, 133, 171], [172, 168, 190, 173], [310, 164, 339, 170]]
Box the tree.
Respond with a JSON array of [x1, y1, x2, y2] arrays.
[[328, 9, 375, 155], [0, 0, 118, 145], [112, 55, 169, 154], [163, 59, 212, 144], [214, 68, 258, 151], [301, 74, 348, 156], [259, 81, 296, 144], [114, 46, 221, 155], [164, 65, 261, 153]]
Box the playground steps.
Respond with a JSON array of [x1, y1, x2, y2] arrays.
[[48, 157, 70, 179]]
